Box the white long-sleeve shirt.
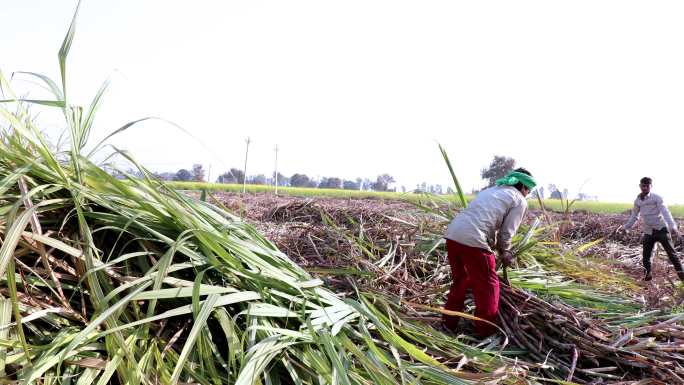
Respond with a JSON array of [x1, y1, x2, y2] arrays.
[[624, 193, 677, 235], [444, 185, 528, 252]]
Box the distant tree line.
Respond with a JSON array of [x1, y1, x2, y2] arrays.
[[113, 155, 599, 200], [148, 165, 462, 196], [153, 165, 402, 192]]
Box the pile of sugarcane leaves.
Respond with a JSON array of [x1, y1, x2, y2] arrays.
[[498, 283, 684, 384], [256, 193, 684, 384]]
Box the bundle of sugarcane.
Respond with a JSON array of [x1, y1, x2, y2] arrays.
[[499, 282, 684, 383]]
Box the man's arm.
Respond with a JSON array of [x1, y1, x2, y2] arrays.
[[497, 201, 527, 255], [624, 200, 640, 230], [658, 196, 678, 232]]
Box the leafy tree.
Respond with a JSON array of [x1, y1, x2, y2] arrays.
[[319, 177, 342, 189], [306, 179, 318, 188], [481, 156, 516, 187], [272, 172, 289, 187], [232, 168, 245, 184], [430, 184, 443, 194], [248, 174, 267, 185], [371, 174, 395, 192], [548, 184, 565, 199], [530, 186, 545, 200], [361, 178, 373, 191], [217, 168, 245, 184], [290, 173, 311, 187], [191, 164, 205, 182], [343, 180, 359, 190], [174, 169, 192, 181], [216, 172, 233, 184]]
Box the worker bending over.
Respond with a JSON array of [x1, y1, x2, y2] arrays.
[[443, 168, 535, 336]]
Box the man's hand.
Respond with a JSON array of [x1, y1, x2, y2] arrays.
[[500, 250, 515, 267]]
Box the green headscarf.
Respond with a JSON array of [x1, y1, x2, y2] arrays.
[[495, 171, 536, 189]]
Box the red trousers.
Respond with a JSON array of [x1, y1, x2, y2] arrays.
[[443, 239, 500, 337]]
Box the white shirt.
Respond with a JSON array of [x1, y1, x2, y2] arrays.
[[624, 192, 677, 235], [444, 185, 528, 252]]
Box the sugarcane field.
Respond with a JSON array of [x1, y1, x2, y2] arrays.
[[3, 1, 684, 384]]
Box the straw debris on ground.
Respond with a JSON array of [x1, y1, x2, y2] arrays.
[[208, 192, 684, 384]]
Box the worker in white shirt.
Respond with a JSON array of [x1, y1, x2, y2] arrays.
[[620, 177, 682, 281], [443, 168, 535, 336]]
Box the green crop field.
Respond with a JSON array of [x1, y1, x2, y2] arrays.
[[168, 181, 684, 218], [167, 181, 415, 200], [534, 199, 684, 217]]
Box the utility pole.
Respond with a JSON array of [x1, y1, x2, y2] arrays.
[[242, 137, 251, 194], [207, 164, 212, 183], [274, 145, 279, 195]]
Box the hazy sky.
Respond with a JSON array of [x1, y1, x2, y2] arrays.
[[3, 1, 684, 202]]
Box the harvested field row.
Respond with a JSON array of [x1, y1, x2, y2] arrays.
[[206, 191, 684, 383]]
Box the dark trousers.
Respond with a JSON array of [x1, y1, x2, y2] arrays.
[[643, 228, 684, 277], [443, 239, 500, 337]]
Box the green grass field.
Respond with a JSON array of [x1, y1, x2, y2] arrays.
[[168, 181, 418, 200], [168, 181, 684, 217]]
